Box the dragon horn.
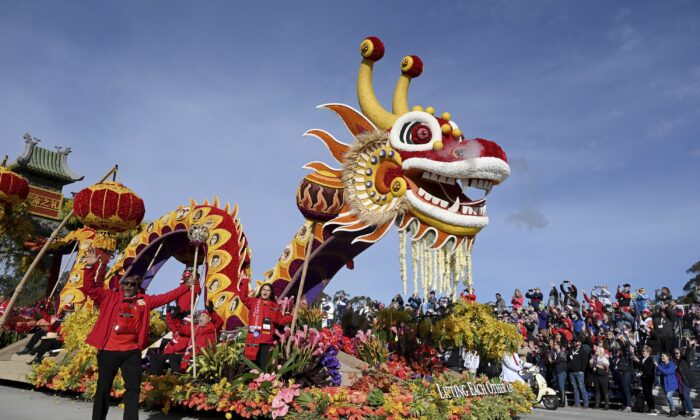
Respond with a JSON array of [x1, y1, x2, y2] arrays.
[[357, 36, 397, 130], [392, 55, 424, 115]]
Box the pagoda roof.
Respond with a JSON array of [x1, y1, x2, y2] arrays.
[[10, 133, 84, 184]]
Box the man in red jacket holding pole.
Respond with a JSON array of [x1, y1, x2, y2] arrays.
[[83, 247, 194, 420]]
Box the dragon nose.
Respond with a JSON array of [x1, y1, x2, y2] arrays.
[[452, 138, 508, 162]]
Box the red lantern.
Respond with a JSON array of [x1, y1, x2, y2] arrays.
[[0, 166, 29, 205], [73, 181, 145, 250]]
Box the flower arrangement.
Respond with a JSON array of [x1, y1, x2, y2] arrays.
[[28, 298, 533, 419], [297, 305, 324, 330], [354, 329, 389, 368], [431, 301, 522, 360]]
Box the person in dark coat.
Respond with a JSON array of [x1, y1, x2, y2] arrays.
[[567, 339, 589, 408], [525, 288, 543, 310], [673, 348, 695, 417], [552, 342, 568, 407], [611, 337, 635, 413], [547, 284, 560, 308], [635, 345, 658, 414]]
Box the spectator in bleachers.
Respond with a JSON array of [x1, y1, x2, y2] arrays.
[[657, 352, 680, 417], [673, 347, 696, 417], [511, 289, 524, 312], [525, 288, 543, 310]]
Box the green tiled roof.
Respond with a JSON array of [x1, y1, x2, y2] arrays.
[[11, 134, 83, 184]]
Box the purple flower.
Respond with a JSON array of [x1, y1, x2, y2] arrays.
[[321, 345, 342, 386]]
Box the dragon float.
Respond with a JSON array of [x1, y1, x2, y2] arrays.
[[57, 37, 510, 331]]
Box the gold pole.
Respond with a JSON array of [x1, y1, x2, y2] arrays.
[[190, 245, 199, 378], [286, 221, 317, 355], [0, 165, 118, 330]]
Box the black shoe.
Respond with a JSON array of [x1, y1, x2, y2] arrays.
[[669, 411, 678, 418], [26, 357, 41, 365], [16, 348, 31, 355]]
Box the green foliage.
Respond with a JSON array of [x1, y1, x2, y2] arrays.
[[191, 341, 246, 383], [367, 387, 385, 407], [0, 202, 50, 306]]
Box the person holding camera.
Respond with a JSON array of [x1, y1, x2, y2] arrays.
[[525, 288, 543, 310], [83, 246, 195, 420], [560, 281, 580, 313], [407, 292, 422, 312]]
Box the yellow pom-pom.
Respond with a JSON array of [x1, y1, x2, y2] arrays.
[[412, 105, 424, 112], [425, 106, 435, 115], [401, 56, 414, 72], [360, 39, 374, 58], [226, 413, 233, 420], [441, 112, 451, 121], [453, 128, 462, 138], [390, 177, 408, 197], [441, 124, 452, 134], [433, 140, 444, 151]]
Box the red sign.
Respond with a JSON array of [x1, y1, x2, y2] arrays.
[[27, 186, 63, 220]]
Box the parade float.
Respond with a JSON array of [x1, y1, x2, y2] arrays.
[[7, 37, 533, 418]]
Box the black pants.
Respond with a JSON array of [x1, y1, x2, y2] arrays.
[[255, 344, 272, 369], [34, 338, 62, 359], [618, 372, 633, 408], [659, 336, 674, 354], [641, 377, 656, 411], [21, 329, 44, 354], [594, 375, 609, 408], [149, 353, 183, 375], [93, 349, 141, 420]]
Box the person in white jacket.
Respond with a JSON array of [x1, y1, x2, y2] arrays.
[[501, 351, 533, 383]]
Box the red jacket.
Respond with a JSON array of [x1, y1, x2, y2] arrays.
[[163, 313, 191, 354], [176, 281, 201, 312], [511, 296, 524, 311], [179, 320, 221, 369], [460, 292, 476, 303], [239, 279, 292, 360], [583, 292, 604, 320], [83, 264, 190, 351]]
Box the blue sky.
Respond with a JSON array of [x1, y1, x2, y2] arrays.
[[1, 1, 699, 304]]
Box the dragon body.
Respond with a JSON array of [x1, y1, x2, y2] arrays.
[[57, 37, 510, 330]]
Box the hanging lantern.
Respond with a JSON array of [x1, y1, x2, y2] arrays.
[[0, 166, 29, 206], [73, 181, 145, 250]]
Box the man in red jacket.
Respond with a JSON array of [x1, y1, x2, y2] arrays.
[[149, 306, 191, 375], [178, 302, 223, 371], [83, 247, 194, 420]]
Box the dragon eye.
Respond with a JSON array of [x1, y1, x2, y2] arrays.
[[411, 124, 432, 143], [400, 122, 432, 145], [390, 111, 441, 151]]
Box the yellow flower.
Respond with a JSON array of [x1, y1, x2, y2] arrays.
[[225, 413, 232, 419]]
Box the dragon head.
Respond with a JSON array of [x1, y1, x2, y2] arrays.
[[347, 36, 510, 248]]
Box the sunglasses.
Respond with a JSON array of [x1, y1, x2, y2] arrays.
[[122, 282, 139, 287]]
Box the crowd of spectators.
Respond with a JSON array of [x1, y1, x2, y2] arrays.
[[488, 282, 696, 417], [318, 282, 696, 417]]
